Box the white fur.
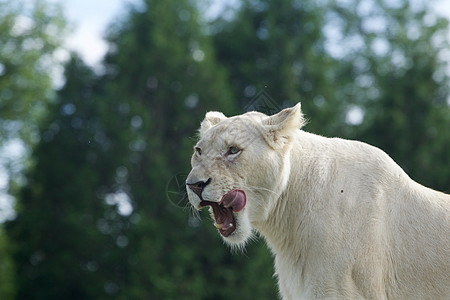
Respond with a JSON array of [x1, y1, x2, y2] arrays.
[[186, 103, 450, 299]]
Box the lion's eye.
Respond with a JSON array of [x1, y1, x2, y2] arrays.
[[228, 146, 240, 155], [194, 147, 202, 156]]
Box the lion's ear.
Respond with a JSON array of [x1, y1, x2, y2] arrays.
[[199, 111, 227, 137], [261, 103, 305, 149]]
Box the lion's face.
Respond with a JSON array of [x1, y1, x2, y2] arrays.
[[186, 104, 304, 246]]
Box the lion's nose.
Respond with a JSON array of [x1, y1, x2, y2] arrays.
[[186, 178, 211, 199]]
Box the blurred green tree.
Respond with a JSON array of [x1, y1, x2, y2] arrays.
[[5, 55, 133, 299], [0, 1, 66, 298], [212, 0, 347, 135], [102, 0, 277, 298], [330, 0, 450, 192], [0, 0, 66, 146], [0, 228, 15, 299], [7, 0, 277, 298]]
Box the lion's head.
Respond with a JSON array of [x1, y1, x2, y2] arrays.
[[186, 103, 305, 246]]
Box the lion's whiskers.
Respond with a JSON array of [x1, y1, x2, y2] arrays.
[[236, 184, 281, 198]]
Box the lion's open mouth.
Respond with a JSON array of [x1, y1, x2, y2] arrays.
[[199, 190, 246, 237]]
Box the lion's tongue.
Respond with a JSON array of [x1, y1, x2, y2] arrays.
[[220, 189, 246, 212]]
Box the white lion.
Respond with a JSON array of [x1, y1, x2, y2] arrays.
[[186, 103, 450, 299]]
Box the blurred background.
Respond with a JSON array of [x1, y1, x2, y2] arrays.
[[0, 0, 449, 298]]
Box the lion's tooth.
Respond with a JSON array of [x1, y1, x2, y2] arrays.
[[214, 222, 224, 229], [230, 223, 233, 227]]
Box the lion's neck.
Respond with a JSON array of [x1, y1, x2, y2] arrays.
[[254, 131, 331, 264], [256, 193, 306, 261], [253, 132, 317, 260]]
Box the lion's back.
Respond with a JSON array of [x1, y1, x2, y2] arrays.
[[289, 132, 450, 298]]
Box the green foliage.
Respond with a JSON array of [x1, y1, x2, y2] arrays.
[[0, 1, 67, 298], [213, 0, 346, 135], [7, 0, 276, 299], [0, 228, 15, 300], [330, 0, 450, 192], [6, 56, 131, 299], [101, 0, 276, 298], [3, 0, 449, 299], [0, 0, 66, 145]]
